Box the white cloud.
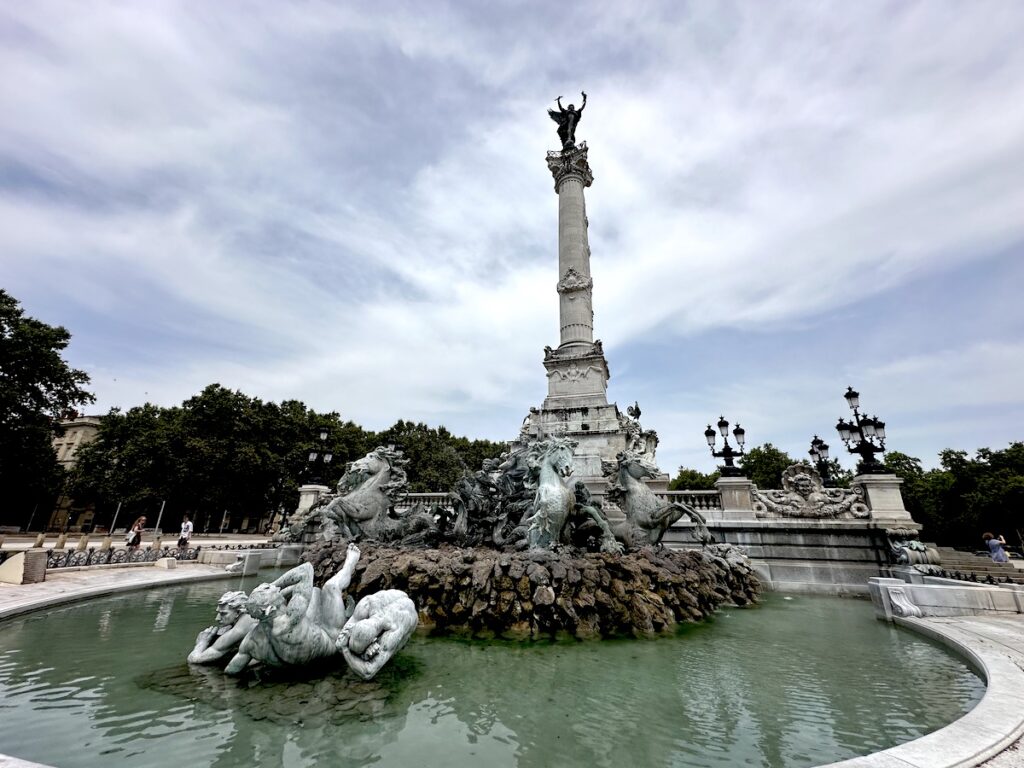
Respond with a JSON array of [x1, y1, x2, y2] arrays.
[[2, 1, 1023, 479]]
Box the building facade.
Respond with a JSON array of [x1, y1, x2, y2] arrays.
[[47, 414, 103, 531]]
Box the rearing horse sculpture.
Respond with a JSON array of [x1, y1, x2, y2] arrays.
[[282, 446, 435, 543], [604, 451, 712, 548], [525, 437, 578, 550]]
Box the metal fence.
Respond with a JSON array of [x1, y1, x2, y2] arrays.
[[40, 542, 279, 570]]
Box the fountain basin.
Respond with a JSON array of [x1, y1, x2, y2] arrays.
[[0, 576, 984, 768]]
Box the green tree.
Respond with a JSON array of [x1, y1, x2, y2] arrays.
[[372, 420, 505, 492], [885, 445, 1024, 548], [0, 290, 94, 527], [738, 443, 796, 489], [668, 466, 720, 491], [819, 458, 854, 488], [70, 385, 506, 532]]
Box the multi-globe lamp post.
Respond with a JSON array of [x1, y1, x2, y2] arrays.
[[808, 435, 834, 487], [704, 416, 746, 477], [307, 428, 334, 485], [835, 387, 888, 474]]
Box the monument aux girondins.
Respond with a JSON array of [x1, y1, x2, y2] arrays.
[[515, 92, 666, 498]]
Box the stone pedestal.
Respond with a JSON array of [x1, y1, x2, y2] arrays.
[[295, 484, 330, 518], [0, 549, 46, 585], [715, 477, 756, 520], [855, 474, 918, 528]]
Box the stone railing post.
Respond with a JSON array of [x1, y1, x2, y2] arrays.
[[714, 476, 755, 521]]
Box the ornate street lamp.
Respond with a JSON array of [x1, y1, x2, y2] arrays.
[[808, 435, 835, 487], [705, 416, 746, 477], [835, 386, 888, 474], [307, 428, 334, 485]]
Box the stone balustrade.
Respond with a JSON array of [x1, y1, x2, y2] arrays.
[[656, 490, 723, 510], [393, 492, 453, 511]]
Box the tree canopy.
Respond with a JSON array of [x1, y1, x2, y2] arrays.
[[67, 385, 507, 532], [738, 443, 796, 489], [886, 444, 1024, 548], [0, 290, 94, 525], [668, 466, 720, 491]]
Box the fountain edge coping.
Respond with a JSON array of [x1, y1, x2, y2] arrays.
[[819, 614, 1024, 767], [1, 575, 1022, 768], [0, 564, 235, 624]]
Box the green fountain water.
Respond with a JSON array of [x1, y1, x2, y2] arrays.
[[0, 578, 982, 768]]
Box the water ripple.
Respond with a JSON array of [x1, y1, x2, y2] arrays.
[[0, 586, 983, 768]]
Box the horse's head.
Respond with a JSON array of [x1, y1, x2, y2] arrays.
[[616, 450, 659, 481], [528, 437, 577, 479], [340, 445, 409, 499]]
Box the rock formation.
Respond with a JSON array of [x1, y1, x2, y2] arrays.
[[305, 542, 759, 639]]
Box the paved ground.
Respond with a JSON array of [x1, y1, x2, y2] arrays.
[[0, 561, 236, 621], [0, 532, 273, 552], [984, 739, 1024, 768]]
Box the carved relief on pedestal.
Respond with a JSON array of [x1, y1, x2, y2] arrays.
[[557, 266, 593, 299], [752, 464, 869, 519], [888, 587, 923, 618], [546, 361, 604, 383]]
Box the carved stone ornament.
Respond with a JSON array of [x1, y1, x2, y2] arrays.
[[885, 527, 940, 566], [546, 142, 594, 189], [557, 266, 593, 295], [752, 463, 869, 519], [616, 410, 658, 459], [888, 586, 923, 618], [546, 361, 602, 383]]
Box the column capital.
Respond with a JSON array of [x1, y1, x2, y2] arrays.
[[546, 143, 593, 190]]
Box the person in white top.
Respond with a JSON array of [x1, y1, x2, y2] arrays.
[[178, 514, 194, 549]]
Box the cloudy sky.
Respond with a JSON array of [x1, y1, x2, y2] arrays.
[[3, 1, 1023, 477]]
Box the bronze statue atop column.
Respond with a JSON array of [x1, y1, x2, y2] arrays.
[[548, 91, 587, 150]]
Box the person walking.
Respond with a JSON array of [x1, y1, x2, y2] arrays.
[[126, 516, 146, 550], [983, 532, 1009, 563], [178, 514, 194, 550]]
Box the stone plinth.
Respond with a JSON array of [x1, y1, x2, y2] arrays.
[[714, 476, 755, 520], [295, 484, 330, 518], [855, 474, 918, 527], [0, 549, 47, 585]]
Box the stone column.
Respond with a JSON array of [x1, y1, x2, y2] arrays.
[[547, 145, 595, 353], [715, 476, 756, 521]]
